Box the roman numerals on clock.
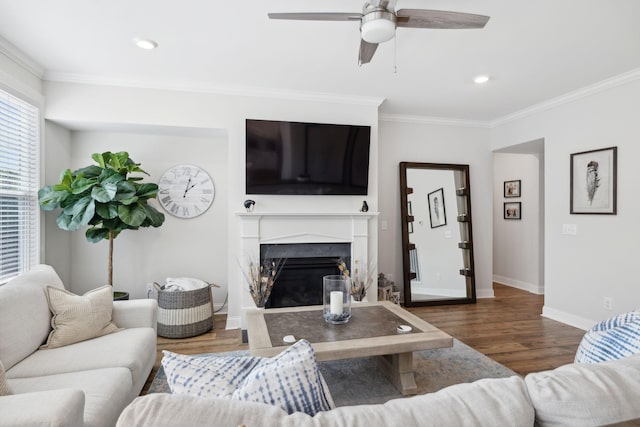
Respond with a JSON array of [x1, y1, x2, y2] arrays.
[[157, 165, 215, 219]]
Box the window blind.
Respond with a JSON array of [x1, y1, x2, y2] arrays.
[[0, 89, 39, 283]]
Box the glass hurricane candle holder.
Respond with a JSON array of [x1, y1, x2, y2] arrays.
[[323, 275, 352, 324]]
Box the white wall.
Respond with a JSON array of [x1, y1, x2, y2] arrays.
[[43, 81, 380, 325], [493, 152, 543, 293], [56, 129, 229, 303], [378, 119, 494, 301], [42, 121, 72, 284], [492, 77, 640, 330]]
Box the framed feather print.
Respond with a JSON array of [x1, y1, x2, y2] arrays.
[[570, 146, 617, 214]]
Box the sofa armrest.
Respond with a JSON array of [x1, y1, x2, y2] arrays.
[[0, 389, 84, 427], [113, 298, 158, 331]]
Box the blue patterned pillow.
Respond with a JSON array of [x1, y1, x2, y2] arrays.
[[162, 351, 262, 398], [575, 311, 640, 363], [161, 339, 334, 415]]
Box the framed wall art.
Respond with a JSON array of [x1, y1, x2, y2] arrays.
[[427, 187, 447, 228], [504, 202, 521, 220], [504, 180, 521, 198], [570, 146, 617, 215]]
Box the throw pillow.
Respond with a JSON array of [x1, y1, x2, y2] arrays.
[[575, 310, 640, 363], [0, 359, 11, 396], [232, 339, 335, 415], [162, 339, 334, 416], [162, 351, 263, 398], [41, 285, 121, 349]]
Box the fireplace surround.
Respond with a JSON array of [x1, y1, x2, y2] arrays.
[[230, 211, 377, 329]]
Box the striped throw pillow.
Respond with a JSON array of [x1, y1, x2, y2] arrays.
[[162, 339, 334, 415], [41, 285, 120, 349], [575, 311, 640, 363]]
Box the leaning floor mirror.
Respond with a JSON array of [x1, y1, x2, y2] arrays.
[[399, 162, 476, 306]]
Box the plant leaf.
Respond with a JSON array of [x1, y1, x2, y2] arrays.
[[70, 196, 96, 227], [72, 165, 102, 179], [91, 152, 106, 169], [91, 182, 117, 203], [71, 177, 97, 194], [114, 181, 136, 200], [56, 213, 74, 230], [136, 183, 159, 198], [85, 227, 111, 243], [95, 202, 119, 219], [38, 186, 66, 210], [118, 203, 146, 227], [98, 168, 124, 185], [143, 204, 165, 227], [119, 196, 139, 206]]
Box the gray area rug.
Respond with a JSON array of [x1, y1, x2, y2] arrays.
[[148, 339, 517, 406]]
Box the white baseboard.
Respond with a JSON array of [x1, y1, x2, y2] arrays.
[[476, 286, 495, 299], [541, 306, 593, 331], [225, 315, 242, 330], [493, 275, 544, 295]]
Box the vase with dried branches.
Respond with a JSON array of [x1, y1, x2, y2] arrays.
[[337, 258, 375, 302], [240, 258, 286, 308]]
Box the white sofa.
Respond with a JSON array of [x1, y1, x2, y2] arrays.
[[117, 348, 640, 426], [0, 265, 158, 427]]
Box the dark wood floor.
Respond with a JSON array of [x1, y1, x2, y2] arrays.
[[142, 283, 585, 394]]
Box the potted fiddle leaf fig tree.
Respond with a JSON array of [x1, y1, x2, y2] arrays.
[[38, 151, 165, 297]]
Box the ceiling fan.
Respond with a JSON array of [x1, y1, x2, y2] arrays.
[[268, 0, 490, 65]]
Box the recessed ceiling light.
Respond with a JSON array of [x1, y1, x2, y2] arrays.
[[474, 75, 490, 84], [133, 38, 158, 50]]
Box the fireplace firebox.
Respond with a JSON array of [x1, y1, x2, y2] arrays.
[[260, 243, 351, 309]]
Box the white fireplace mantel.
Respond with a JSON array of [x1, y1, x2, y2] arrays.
[[227, 211, 379, 329]]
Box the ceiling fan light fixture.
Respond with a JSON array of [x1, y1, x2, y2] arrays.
[[361, 11, 396, 44], [133, 38, 158, 50]]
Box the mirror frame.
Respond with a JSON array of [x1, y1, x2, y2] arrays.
[[399, 162, 477, 307]]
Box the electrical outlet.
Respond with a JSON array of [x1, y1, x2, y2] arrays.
[[603, 297, 613, 310]]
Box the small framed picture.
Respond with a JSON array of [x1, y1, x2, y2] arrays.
[[504, 180, 521, 198], [408, 221, 413, 234], [504, 202, 521, 220], [427, 188, 447, 228], [570, 146, 617, 215]]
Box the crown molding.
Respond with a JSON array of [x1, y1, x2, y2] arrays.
[[0, 35, 44, 79], [379, 113, 490, 129], [44, 72, 385, 108], [491, 67, 640, 127]]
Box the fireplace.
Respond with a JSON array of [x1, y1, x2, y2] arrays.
[[230, 211, 377, 330], [261, 243, 351, 308]]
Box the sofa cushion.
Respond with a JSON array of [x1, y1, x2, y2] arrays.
[[0, 265, 64, 369], [41, 285, 121, 349], [575, 310, 640, 363], [162, 339, 334, 416], [0, 389, 84, 427], [525, 352, 640, 426], [9, 367, 132, 427], [0, 359, 11, 396], [7, 327, 156, 390], [118, 375, 534, 427]]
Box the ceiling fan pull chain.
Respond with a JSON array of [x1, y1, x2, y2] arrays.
[[393, 34, 398, 74]]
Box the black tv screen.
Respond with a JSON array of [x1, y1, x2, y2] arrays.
[[246, 119, 371, 195]]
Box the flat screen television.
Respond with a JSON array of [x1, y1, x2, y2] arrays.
[[246, 119, 371, 195]]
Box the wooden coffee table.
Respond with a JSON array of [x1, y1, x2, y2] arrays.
[[246, 301, 453, 395]]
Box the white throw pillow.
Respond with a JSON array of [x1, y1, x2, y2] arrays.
[[162, 339, 334, 416], [0, 359, 11, 396], [41, 285, 121, 349]]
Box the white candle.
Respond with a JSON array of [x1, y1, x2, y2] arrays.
[[330, 291, 343, 315]]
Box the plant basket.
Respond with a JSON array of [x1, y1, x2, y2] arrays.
[[155, 284, 215, 338]]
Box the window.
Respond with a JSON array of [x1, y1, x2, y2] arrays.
[[0, 88, 39, 283]]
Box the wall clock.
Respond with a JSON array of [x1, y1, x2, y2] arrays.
[[158, 165, 214, 218]]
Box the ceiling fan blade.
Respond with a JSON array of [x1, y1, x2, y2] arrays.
[[268, 12, 361, 21], [358, 39, 379, 65], [396, 9, 490, 29]]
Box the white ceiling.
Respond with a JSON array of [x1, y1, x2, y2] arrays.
[[1, 0, 639, 122]]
